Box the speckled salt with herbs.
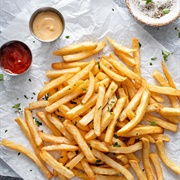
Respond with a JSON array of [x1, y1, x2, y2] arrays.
[[134, 0, 175, 18]]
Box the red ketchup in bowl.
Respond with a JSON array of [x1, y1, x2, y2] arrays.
[[0, 41, 32, 75]]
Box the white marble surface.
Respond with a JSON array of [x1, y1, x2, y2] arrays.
[[0, 0, 179, 179]]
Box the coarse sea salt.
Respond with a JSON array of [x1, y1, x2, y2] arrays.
[[133, 0, 175, 18]]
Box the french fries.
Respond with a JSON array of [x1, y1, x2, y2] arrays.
[[1, 37, 180, 180]]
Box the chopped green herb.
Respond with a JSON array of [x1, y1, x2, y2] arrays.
[[90, 145, 92, 150], [12, 103, 21, 109], [112, 8, 114, 11], [151, 57, 157, 61], [98, 62, 100, 70], [33, 92, 36, 95], [30, 169, 32, 172], [18, 153, 21, 156], [65, 35, 70, 39], [178, 32, 180, 38], [136, 133, 139, 136], [142, 169, 145, 171], [82, 88, 87, 91], [74, 121, 77, 126], [107, 106, 111, 112], [95, 159, 101, 164], [70, 100, 77, 104], [149, 62, 153, 66], [113, 142, 120, 147], [45, 93, 50, 100], [113, 134, 118, 139], [28, 78, 31, 82], [175, 27, 177, 30], [0, 74, 4, 81], [150, 121, 156, 126], [98, 106, 102, 110], [138, 42, 142, 48], [116, 95, 120, 99], [5, 130, 8, 133], [24, 95, 28, 99], [60, 156, 64, 158], [75, 150, 79, 155], [162, 50, 171, 62], [33, 41, 35, 43], [145, 0, 153, 4], [162, 8, 170, 14], [68, 88, 71, 90], [34, 118, 42, 127]]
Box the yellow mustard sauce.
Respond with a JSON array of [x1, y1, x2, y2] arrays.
[[32, 11, 63, 41]]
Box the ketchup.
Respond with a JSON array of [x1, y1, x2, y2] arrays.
[[0, 41, 32, 74]]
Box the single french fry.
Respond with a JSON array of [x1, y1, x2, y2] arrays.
[[53, 41, 97, 56], [149, 152, 164, 180], [94, 85, 106, 136], [36, 112, 61, 136], [46, 113, 74, 141], [146, 103, 163, 113], [116, 154, 129, 165], [142, 138, 155, 180], [82, 71, 95, 104], [59, 151, 68, 165], [94, 78, 110, 91], [100, 58, 127, 82], [65, 152, 84, 169], [145, 114, 178, 132], [45, 80, 89, 113], [88, 139, 109, 152], [117, 90, 150, 135], [96, 71, 109, 81], [106, 36, 136, 53], [57, 173, 67, 180], [81, 158, 96, 180], [150, 92, 164, 103], [132, 37, 141, 76], [138, 134, 155, 144], [150, 134, 170, 142], [91, 166, 119, 175], [126, 137, 136, 146], [29, 101, 49, 110], [156, 140, 180, 175], [158, 111, 180, 124], [108, 141, 142, 154], [38, 73, 73, 100], [1, 139, 52, 179], [119, 86, 145, 121], [95, 175, 127, 180], [92, 149, 134, 180], [39, 150, 75, 178], [114, 49, 136, 67], [52, 61, 89, 69], [67, 59, 95, 84], [46, 67, 81, 78], [63, 41, 106, 62], [159, 107, 180, 116], [129, 160, 147, 180], [64, 120, 97, 163], [127, 109, 136, 120], [104, 97, 127, 144], [42, 144, 79, 151], [24, 108, 43, 147], [120, 126, 163, 137], [148, 84, 180, 96], [106, 54, 142, 84]]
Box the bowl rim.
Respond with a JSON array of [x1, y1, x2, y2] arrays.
[[0, 40, 32, 76], [29, 7, 65, 42], [125, 0, 180, 26]]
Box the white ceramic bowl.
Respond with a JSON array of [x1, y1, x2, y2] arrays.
[[125, 0, 180, 26]]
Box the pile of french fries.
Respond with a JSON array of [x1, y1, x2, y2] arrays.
[[1, 36, 180, 180]]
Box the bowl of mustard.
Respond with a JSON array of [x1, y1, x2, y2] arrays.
[[29, 7, 65, 42]]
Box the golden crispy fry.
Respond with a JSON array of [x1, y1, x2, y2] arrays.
[[96, 71, 109, 80], [142, 138, 155, 180], [63, 41, 106, 62], [146, 103, 163, 113], [53, 41, 97, 56], [95, 175, 127, 180], [24, 108, 43, 147], [148, 84, 180, 96], [156, 140, 180, 175], [39, 150, 74, 178], [129, 160, 147, 180], [108, 141, 142, 154], [126, 137, 136, 146], [45, 80, 89, 113], [92, 149, 134, 180], [42, 144, 79, 151], [82, 71, 95, 104], [81, 158, 96, 180], [38, 73, 73, 100], [159, 107, 180, 116], [88, 139, 109, 152], [46, 67, 81, 78], [117, 90, 150, 135], [121, 126, 163, 137], [149, 152, 164, 180], [29, 100, 49, 110], [91, 166, 119, 175], [59, 151, 68, 165], [38, 131, 71, 144], [150, 134, 170, 142], [94, 84, 106, 136], [114, 49, 136, 67], [116, 154, 129, 165], [52, 61, 89, 69], [138, 134, 155, 144], [1, 139, 52, 179], [145, 114, 178, 132], [64, 120, 97, 163], [65, 152, 84, 169], [36, 112, 61, 136], [57, 173, 67, 180], [100, 58, 127, 82], [132, 38, 141, 76], [67, 59, 95, 84], [104, 97, 127, 144], [119, 86, 145, 121], [106, 36, 136, 53]]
